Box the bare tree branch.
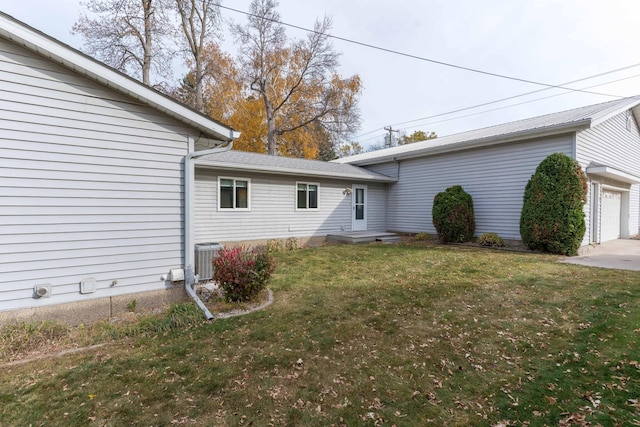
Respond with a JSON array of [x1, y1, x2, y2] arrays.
[[73, 0, 171, 85]]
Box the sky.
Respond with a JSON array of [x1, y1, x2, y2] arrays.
[[4, 0, 640, 148]]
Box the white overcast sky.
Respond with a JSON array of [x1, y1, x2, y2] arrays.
[[3, 0, 640, 147]]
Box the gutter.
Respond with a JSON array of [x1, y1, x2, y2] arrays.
[[184, 138, 234, 320], [195, 161, 397, 183]]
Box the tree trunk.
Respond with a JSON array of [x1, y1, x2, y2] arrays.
[[142, 0, 152, 86], [194, 60, 203, 112], [264, 96, 277, 155]]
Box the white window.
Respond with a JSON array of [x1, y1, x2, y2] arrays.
[[296, 182, 319, 210], [218, 177, 250, 211]]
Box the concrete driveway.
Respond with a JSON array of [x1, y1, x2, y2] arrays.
[[559, 239, 640, 271]]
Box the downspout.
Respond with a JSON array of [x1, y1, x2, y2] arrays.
[[184, 137, 235, 320]]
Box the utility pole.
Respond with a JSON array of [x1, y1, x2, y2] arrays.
[[384, 126, 400, 147]]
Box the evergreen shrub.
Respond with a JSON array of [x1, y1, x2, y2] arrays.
[[432, 185, 476, 243], [519, 153, 587, 255]]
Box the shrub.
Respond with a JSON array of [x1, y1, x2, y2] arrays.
[[520, 153, 587, 255], [432, 185, 476, 243], [414, 232, 431, 241], [213, 246, 276, 302], [266, 239, 282, 253], [285, 237, 299, 251], [478, 232, 505, 248]]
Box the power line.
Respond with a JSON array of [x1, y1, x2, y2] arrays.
[[398, 73, 640, 134], [354, 61, 640, 139], [217, 4, 622, 99], [389, 62, 640, 128], [357, 71, 640, 145]]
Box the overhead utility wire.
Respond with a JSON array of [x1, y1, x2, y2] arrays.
[[217, 4, 621, 99], [355, 70, 640, 142], [399, 72, 640, 133], [354, 61, 640, 139], [389, 61, 640, 128]]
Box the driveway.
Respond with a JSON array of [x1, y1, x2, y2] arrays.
[[559, 239, 640, 271]]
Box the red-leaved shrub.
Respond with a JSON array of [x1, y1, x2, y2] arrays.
[[213, 246, 275, 302]]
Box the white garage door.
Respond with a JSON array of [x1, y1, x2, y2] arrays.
[[601, 190, 621, 242]]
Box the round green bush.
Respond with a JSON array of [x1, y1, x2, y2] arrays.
[[432, 185, 475, 243], [519, 153, 587, 255]]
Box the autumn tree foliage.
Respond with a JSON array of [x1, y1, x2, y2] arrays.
[[231, 0, 362, 157], [73, 0, 171, 85], [74, 0, 363, 159], [399, 130, 437, 144], [336, 142, 364, 158]]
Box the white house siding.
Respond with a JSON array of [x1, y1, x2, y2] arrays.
[[0, 40, 192, 312], [194, 169, 387, 243], [576, 111, 640, 241], [367, 135, 574, 239]]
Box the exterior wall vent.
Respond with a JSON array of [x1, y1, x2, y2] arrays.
[[34, 284, 51, 298], [195, 243, 224, 281], [80, 277, 96, 294], [169, 268, 185, 282]]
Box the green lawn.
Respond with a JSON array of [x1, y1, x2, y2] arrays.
[[1, 243, 639, 426]]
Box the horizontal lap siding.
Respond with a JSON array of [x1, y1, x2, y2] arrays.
[[194, 169, 386, 242], [0, 40, 190, 312], [366, 184, 387, 231], [373, 136, 573, 240], [577, 112, 640, 239]]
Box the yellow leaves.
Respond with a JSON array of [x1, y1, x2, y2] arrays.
[[193, 36, 361, 158]]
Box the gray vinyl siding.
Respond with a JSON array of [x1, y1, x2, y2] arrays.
[[0, 39, 191, 312], [194, 169, 387, 243], [576, 111, 640, 240], [366, 184, 387, 231], [365, 162, 399, 180], [369, 135, 574, 240]]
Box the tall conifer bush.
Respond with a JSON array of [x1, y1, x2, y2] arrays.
[[520, 153, 587, 255], [432, 185, 475, 243]]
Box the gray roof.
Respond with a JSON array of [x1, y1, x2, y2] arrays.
[[196, 150, 397, 182], [334, 96, 640, 166]]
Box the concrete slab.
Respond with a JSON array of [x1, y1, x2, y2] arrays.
[[326, 231, 399, 244], [559, 239, 640, 271]]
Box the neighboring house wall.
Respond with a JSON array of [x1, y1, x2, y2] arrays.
[[366, 135, 574, 239], [194, 169, 387, 243], [0, 39, 192, 313], [576, 111, 640, 241]]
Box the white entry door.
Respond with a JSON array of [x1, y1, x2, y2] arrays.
[[352, 185, 367, 231]]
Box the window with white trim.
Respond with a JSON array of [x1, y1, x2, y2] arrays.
[[218, 177, 250, 210], [296, 182, 319, 210]]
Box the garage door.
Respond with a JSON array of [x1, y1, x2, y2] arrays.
[[601, 190, 621, 242]]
